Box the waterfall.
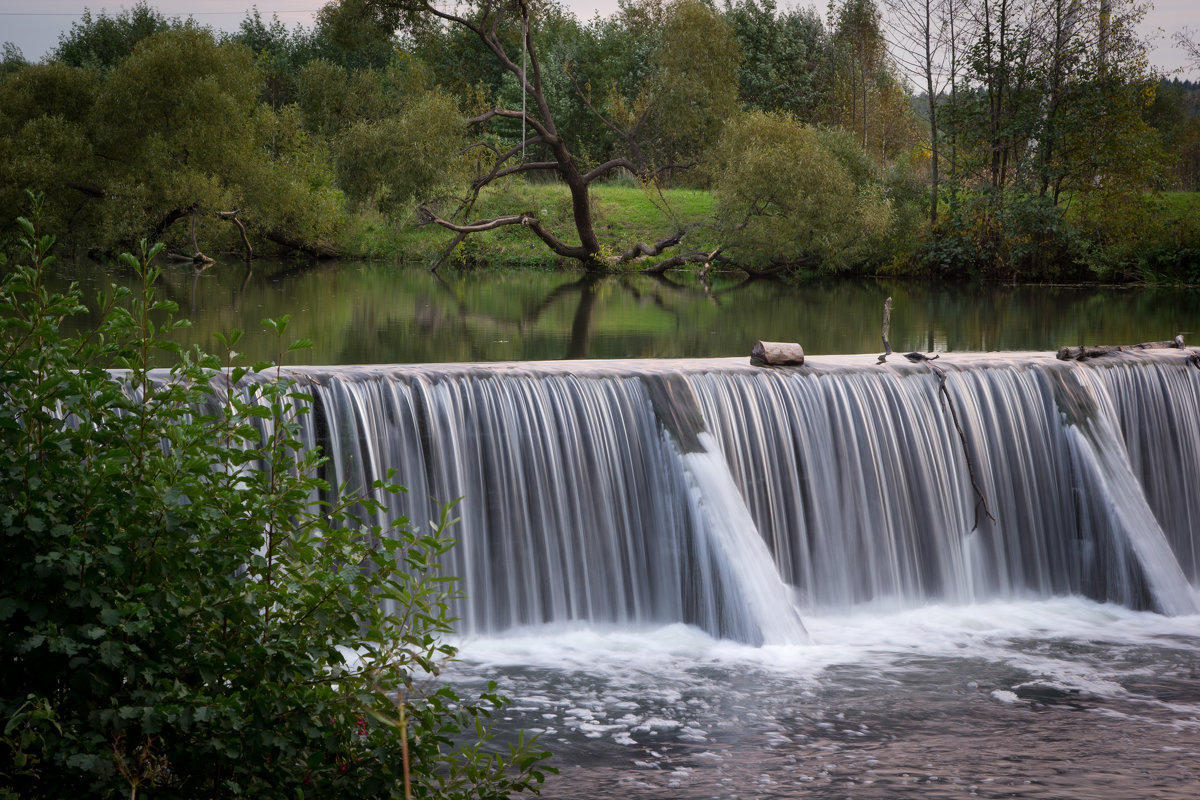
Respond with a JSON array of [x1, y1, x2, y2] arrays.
[[280, 352, 1200, 644]]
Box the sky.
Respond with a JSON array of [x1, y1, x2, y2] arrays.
[[1, 0, 1196, 75]]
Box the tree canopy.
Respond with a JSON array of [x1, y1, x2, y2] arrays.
[[0, 0, 1194, 279]]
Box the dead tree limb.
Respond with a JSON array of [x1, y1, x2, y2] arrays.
[[417, 206, 589, 261], [639, 247, 725, 275], [881, 296, 894, 357], [188, 205, 214, 265], [1056, 335, 1186, 361], [217, 210, 253, 262], [619, 232, 684, 262], [932, 364, 995, 532]]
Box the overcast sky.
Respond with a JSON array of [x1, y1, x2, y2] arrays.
[[1, 0, 1196, 75]]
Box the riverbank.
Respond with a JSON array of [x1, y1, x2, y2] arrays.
[[341, 182, 722, 270], [335, 185, 1200, 283]]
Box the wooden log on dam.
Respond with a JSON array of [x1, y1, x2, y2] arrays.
[[751, 341, 805, 367], [1057, 335, 1186, 361]]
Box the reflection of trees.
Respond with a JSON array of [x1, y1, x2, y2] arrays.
[[51, 256, 1200, 364], [431, 270, 776, 359]]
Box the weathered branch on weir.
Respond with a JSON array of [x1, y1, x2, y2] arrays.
[[932, 363, 995, 532], [880, 296, 893, 359], [1057, 335, 1186, 360]]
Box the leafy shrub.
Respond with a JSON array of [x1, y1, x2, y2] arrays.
[[0, 197, 552, 798], [917, 193, 1087, 281], [713, 111, 892, 273]]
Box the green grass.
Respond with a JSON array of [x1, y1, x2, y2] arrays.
[[340, 180, 719, 268]]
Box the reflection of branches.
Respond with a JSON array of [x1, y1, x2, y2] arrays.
[[430, 271, 600, 359], [430, 270, 524, 334], [519, 274, 599, 329], [566, 277, 597, 359], [232, 263, 254, 313], [189, 263, 211, 314], [647, 270, 770, 303]]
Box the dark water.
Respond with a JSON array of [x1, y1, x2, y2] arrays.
[[49, 256, 1200, 364]]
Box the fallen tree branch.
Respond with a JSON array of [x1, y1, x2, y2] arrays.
[[619, 232, 684, 262], [880, 296, 893, 360], [931, 364, 995, 532], [1056, 335, 1186, 361], [639, 247, 725, 275], [261, 229, 339, 259], [217, 210, 253, 262]]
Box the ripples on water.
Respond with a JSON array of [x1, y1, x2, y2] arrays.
[[447, 600, 1200, 799]]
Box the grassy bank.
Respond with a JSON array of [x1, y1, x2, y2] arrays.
[[340, 183, 1199, 283], [342, 182, 720, 268]]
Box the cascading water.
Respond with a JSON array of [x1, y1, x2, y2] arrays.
[[268, 351, 1200, 798], [283, 350, 1200, 643]]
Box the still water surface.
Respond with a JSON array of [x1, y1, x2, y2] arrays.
[[51, 256, 1200, 364]]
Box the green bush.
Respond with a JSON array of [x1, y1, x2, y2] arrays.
[[713, 111, 891, 273], [0, 196, 552, 798]]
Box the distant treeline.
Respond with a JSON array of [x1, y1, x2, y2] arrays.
[[1, 0, 1197, 281]]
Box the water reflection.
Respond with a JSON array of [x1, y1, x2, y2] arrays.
[[48, 255, 1200, 365]]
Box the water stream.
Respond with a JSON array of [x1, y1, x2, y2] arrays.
[[273, 350, 1200, 797]]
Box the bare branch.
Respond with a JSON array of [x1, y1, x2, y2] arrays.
[[467, 108, 556, 143], [417, 205, 590, 261], [619, 232, 684, 263], [640, 247, 726, 275]]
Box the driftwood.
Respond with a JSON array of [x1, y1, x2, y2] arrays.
[[188, 205, 215, 265], [751, 341, 805, 367], [1057, 335, 1186, 361], [930, 363, 995, 531], [881, 296, 893, 357]]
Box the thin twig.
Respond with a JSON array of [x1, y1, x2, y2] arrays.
[[932, 364, 995, 531]]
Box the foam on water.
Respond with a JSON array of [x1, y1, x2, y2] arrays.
[[446, 598, 1200, 797]]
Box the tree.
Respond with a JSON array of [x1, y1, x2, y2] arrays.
[[828, 0, 919, 161], [0, 62, 100, 236], [712, 111, 892, 272], [75, 27, 342, 257], [1175, 27, 1200, 73], [334, 0, 739, 271], [53, 0, 176, 70], [885, 0, 954, 222], [335, 90, 469, 213], [0, 42, 25, 75], [723, 0, 830, 121], [642, 0, 741, 172]]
